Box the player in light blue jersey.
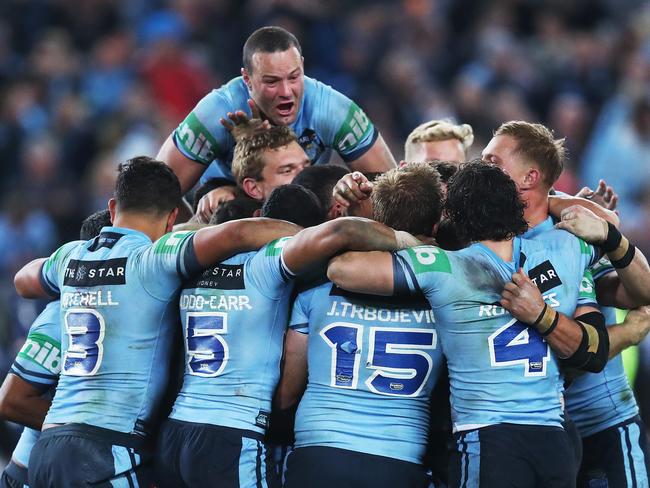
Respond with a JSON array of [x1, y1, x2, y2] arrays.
[[0, 301, 60, 488], [328, 162, 612, 488], [155, 197, 419, 487], [157, 26, 396, 219], [13, 157, 301, 488], [0, 210, 111, 488], [565, 257, 650, 487], [278, 163, 445, 488]]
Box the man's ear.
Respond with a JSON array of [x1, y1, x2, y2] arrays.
[[165, 208, 180, 233], [108, 198, 116, 222], [241, 68, 252, 89], [327, 202, 346, 220], [241, 178, 264, 201], [522, 167, 542, 190]]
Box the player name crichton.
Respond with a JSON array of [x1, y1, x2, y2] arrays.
[[61, 290, 119, 307], [325, 300, 435, 323]]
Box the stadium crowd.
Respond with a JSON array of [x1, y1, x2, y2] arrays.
[[1, 1, 650, 487]]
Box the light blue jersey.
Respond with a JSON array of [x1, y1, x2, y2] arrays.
[[392, 234, 598, 432], [172, 76, 378, 182], [290, 279, 441, 464], [170, 237, 294, 434], [9, 300, 61, 468], [39, 227, 201, 435], [565, 258, 639, 437]]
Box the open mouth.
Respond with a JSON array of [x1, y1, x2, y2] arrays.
[[276, 101, 294, 116]]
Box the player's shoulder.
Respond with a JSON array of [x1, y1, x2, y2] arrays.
[[399, 245, 454, 275], [201, 76, 248, 108], [30, 300, 61, 337]]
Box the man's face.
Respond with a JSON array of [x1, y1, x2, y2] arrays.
[[257, 141, 310, 199], [243, 48, 304, 126], [408, 139, 466, 164], [481, 135, 528, 189]]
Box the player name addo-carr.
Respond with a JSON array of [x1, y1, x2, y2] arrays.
[[63, 258, 127, 287]]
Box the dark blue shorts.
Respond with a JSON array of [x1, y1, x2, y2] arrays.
[[154, 418, 277, 488], [28, 423, 153, 488], [578, 415, 649, 488], [450, 423, 576, 488], [0, 461, 27, 488], [283, 446, 430, 488]]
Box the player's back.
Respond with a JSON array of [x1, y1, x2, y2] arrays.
[[393, 234, 597, 431], [291, 279, 442, 464], [170, 238, 294, 434], [42, 227, 193, 435]]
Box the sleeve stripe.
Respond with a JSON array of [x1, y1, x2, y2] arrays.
[[279, 252, 295, 282], [289, 323, 309, 334], [339, 127, 379, 163], [179, 235, 203, 279], [11, 363, 58, 382], [39, 262, 59, 297], [392, 252, 421, 295], [172, 132, 210, 166], [578, 301, 600, 309]]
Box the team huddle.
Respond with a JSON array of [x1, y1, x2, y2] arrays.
[[2, 26, 650, 488]]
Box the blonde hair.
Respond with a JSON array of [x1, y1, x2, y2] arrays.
[[231, 126, 298, 184], [372, 162, 443, 236], [405, 120, 474, 160], [494, 121, 565, 187]]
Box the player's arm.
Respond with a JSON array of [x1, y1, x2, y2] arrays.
[[157, 135, 204, 221], [607, 306, 650, 359], [282, 217, 419, 275], [556, 205, 650, 308], [327, 251, 395, 296], [14, 258, 50, 299], [501, 270, 608, 372], [548, 194, 619, 227], [192, 218, 301, 267], [275, 329, 308, 410], [348, 134, 396, 173], [0, 374, 50, 430]]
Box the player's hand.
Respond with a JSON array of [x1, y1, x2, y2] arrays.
[[195, 186, 238, 223], [332, 172, 373, 208], [500, 268, 546, 324], [554, 204, 609, 244], [220, 99, 271, 141], [620, 306, 650, 346], [576, 179, 618, 211]]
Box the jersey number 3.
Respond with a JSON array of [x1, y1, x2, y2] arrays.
[[63, 309, 105, 376]]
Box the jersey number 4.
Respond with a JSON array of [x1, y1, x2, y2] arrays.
[[488, 318, 550, 377], [321, 323, 436, 397]]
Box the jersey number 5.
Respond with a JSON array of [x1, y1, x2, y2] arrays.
[[186, 312, 228, 377]]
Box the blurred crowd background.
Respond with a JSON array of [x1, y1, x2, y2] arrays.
[[1, 0, 650, 456]]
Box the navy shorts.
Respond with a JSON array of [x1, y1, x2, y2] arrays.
[[154, 418, 278, 488], [28, 423, 153, 488], [283, 446, 430, 488], [0, 461, 28, 488], [450, 423, 576, 488], [578, 415, 649, 488]]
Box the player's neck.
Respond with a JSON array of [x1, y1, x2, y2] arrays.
[[522, 189, 550, 228], [112, 212, 169, 242], [480, 238, 514, 262]]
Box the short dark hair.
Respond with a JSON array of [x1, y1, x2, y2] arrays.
[[371, 163, 443, 236], [292, 165, 349, 211], [445, 160, 528, 243], [114, 156, 181, 215], [261, 184, 325, 228], [243, 26, 302, 73], [80, 209, 112, 240], [430, 161, 459, 184], [209, 197, 262, 224], [193, 178, 239, 214]]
